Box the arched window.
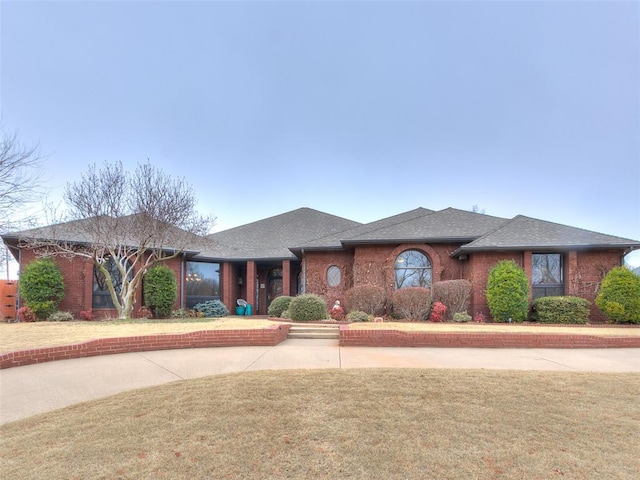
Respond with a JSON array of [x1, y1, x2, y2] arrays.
[[394, 250, 432, 289], [93, 257, 133, 308], [327, 265, 341, 287]]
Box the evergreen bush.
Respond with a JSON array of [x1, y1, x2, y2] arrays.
[[47, 311, 74, 321], [143, 265, 177, 318], [485, 260, 529, 322], [453, 312, 472, 323], [344, 285, 386, 315], [531, 296, 590, 324], [432, 280, 472, 319], [288, 294, 328, 322], [391, 287, 431, 320], [267, 296, 293, 318], [20, 258, 65, 320], [193, 300, 229, 318], [346, 310, 373, 322], [596, 266, 640, 324]]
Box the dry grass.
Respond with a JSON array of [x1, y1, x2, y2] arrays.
[[0, 318, 279, 352], [2, 319, 638, 353], [1, 369, 638, 479]]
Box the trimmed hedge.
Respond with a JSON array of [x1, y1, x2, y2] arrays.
[[391, 287, 431, 321], [344, 285, 386, 315], [486, 260, 529, 322], [267, 296, 293, 318], [432, 280, 472, 318], [531, 296, 590, 324], [596, 266, 640, 324], [143, 264, 177, 318], [346, 310, 373, 322], [288, 294, 328, 322]]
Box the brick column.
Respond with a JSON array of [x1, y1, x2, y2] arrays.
[[282, 260, 291, 296], [221, 262, 233, 311], [566, 251, 578, 296], [246, 261, 257, 312]]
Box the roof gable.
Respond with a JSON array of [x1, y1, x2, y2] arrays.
[[460, 215, 640, 251], [342, 207, 509, 245], [203, 207, 361, 260]]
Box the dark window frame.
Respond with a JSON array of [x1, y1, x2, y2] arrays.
[[394, 249, 432, 289], [92, 257, 133, 309], [532, 253, 564, 299], [185, 261, 221, 309]]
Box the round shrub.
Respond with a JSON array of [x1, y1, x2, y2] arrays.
[[596, 266, 640, 324], [344, 285, 386, 315], [288, 294, 328, 322], [432, 280, 472, 319], [170, 308, 191, 319], [391, 287, 431, 321], [20, 258, 65, 320], [143, 265, 177, 318], [346, 310, 373, 322], [193, 300, 229, 318], [531, 296, 590, 324], [453, 312, 472, 323], [267, 296, 293, 318], [485, 260, 529, 322]]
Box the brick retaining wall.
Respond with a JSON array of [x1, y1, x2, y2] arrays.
[[339, 326, 640, 348], [0, 324, 291, 369]]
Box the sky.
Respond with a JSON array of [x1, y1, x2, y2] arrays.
[[1, 0, 639, 268]]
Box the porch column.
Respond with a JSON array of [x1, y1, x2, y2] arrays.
[[282, 260, 291, 296], [221, 262, 233, 312], [246, 261, 257, 312]]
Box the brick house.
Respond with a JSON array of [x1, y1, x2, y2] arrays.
[[3, 207, 639, 322]]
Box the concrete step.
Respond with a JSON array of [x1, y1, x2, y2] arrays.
[[288, 324, 340, 339]]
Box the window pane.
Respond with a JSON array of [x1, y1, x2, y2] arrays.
[[327, 266, 341, 287], [395, 250, 432, 289], [93, 257, 132, 308], [186, 262, 220, 308], [532, 254, 562, 285]]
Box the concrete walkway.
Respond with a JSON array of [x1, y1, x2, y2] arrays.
[[1, 339, 639, 425]]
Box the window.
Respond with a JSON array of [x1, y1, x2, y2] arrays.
[[395, 250, 432, 289], [93, 257, 132, 308], [185, 261, 220, 308], [327, 265, 341, 287], [532, 253, 564, 299]]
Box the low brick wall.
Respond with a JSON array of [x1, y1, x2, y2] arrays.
[[0, 324, 291, 369], [339, 326, 640, 348]]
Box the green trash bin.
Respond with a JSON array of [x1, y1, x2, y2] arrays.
[[245, 304, 253, 316], [235, 306, 246, 315]]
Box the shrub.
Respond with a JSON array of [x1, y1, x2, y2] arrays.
[[143, 265, 177, 318], [48, 310, 74, 321], [473, 311, 486, 323], [19, 258, 65, 320], [485, 260, 529, 322], [531, 296, 590, 324], [193, 300, 229, 318], [453, 312, 472, 323], [432, 280, 472, 319], [329, 301, 345, 320], [344, 285, 386, 315], [171, 308, 191, 319], [18, 306, 36, 323], [391, 287, 431, 320], [288, 294, 328, 322], [79, 310, 94, 321], [430, 301, 447, 322], [280, 309, 291, 319], [267, 296, 293, 318], [346, 310, 373, 322], [137, 306, 153, 319], [596, 266, 640, 324]]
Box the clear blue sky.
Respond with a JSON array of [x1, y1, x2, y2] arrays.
[[2, 1, 639, 264]]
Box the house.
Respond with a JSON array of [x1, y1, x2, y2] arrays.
[[3, 207, 639, 322]]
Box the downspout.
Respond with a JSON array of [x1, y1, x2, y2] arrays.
[[16, 247, 22, 312], [180, 252, 186, 308]]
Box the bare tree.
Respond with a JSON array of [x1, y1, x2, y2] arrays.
[[22, 161, 214, 319], [0, 127, 44, 229]]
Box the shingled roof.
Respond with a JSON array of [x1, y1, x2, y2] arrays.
[[201, 207, 361, 261], [456, 215, 640, 253], [341, 207, 509, 245]]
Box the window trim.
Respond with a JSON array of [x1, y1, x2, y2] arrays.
[[327, 265, 341, 287], [394, 249, 432, 289], [532, 253, 564, 299]]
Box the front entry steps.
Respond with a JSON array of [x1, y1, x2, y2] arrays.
[[287, 323, 340, 340]]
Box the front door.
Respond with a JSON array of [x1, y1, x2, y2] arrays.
[[267, 268, 283, 307]]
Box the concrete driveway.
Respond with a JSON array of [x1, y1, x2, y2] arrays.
[[1, 339, 639, 425]]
